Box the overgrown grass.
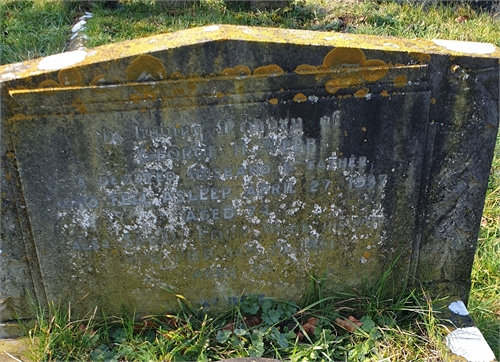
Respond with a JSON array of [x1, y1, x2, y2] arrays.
[[468, 135, 500, 359], [25, 270, 456, 361], [0, 0, 76, 64]]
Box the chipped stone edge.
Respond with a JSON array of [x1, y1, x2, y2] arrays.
[[445, 300, 497, 362]]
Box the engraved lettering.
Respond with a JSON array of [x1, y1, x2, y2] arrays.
[[223, 207, 234, 219], [309, 180, 319, 193], [78, 177, 86, 188]]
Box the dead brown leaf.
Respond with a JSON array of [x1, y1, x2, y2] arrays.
[[220, 315, 262, 332], [297, 317, 319, 341], [335, 316, 363, 332], [222, 322, 235, 331], [455, 16, 468, 23], [244, 315, 262, 328]]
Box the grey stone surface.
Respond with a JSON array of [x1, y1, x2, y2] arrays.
[[0, 26, 498, 333]]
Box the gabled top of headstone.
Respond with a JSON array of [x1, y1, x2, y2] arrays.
[[1, 25, 499, 323]]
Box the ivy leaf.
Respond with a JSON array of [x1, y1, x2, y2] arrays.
[[216, 329, 231, 344], [360, 315, 376, 332], [270, 328, 289, 348], [233, 328, 248, 337], [262, 307, 281, 325], [248, 330, 265, 357]]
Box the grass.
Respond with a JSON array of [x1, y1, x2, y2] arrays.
[[468, 135, 500, 358], [24, 272, 456, 361], [1, 0, 500, 359], [1, 0, 500, 65]]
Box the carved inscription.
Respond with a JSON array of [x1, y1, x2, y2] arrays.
[[56, 108, 389, 261]]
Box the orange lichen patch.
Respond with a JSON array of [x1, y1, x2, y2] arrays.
[[58, 68, 83, 86], [126, 54, 167, 82], [170, 71, 185, 80], [380, 90, 389, 97], [363, 251, 371, 259], [6, 114, 31, 124], [394, 75, 407, 87], [38, 80, 61, 88], [90, 75, 107, 85], [451, 64, 460, 73], [5, 173, 11, 181], [130, 93, 142, 104], [215, 91, 224, 98], [294, 64, 318, 74], [143, 92, 156, 101], [6, 151, 15, 160], [173, 88, 185, 95], [321, 48, 366, 69], [187, 82, 196, 91], [72, 97, 87, 114], [354, 88, 369, 98], [361, 127, 367, 132], [222, 65, 251, 77], [361, 59, 389, 82], [325, 80, 338, 94], [430, 98, 436, 104], [269, 98, 279, 105], [293, 93, 307, 103], [325, 75, 362, 94], [253, 64, 284, 77], [314, 73, 329, 82], [409, 52, 431, 63]]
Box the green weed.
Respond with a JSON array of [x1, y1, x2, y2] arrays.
[[25, 265, 456, 361]]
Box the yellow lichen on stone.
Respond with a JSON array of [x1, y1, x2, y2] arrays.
[[38, 80, 61, 88], [90, 75, 107, 85], [325, 76, 363, 94], [292, 48, 390, 94], [380, 90, 390, 97], [430, 98, 437, 104], [215, 92, 224, 98], [293, 93, 307, 103], [253, 64, 284, 77], [354, 88, 370, 98], [170, 71, 185, 80], [361, 59, 389, 82], [129, 93, 142, 104], [321, 48, 366, 69], [71, 97, 87, 114], [409, 52, 431, 63], [394, 75, 407, 87], [269, 98, 279, 105], [58, 68, 83, 86], [126, 54, 167, 82], [294, 64, 318, 74], [222, 65, 251, 77]]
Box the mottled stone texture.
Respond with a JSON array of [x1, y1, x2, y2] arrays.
[[0, 26, 498, 331]]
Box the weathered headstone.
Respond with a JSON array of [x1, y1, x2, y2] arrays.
[[1, 26, 499, 332]]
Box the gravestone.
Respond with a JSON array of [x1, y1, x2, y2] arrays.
[[1, 25, 499, 330]]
